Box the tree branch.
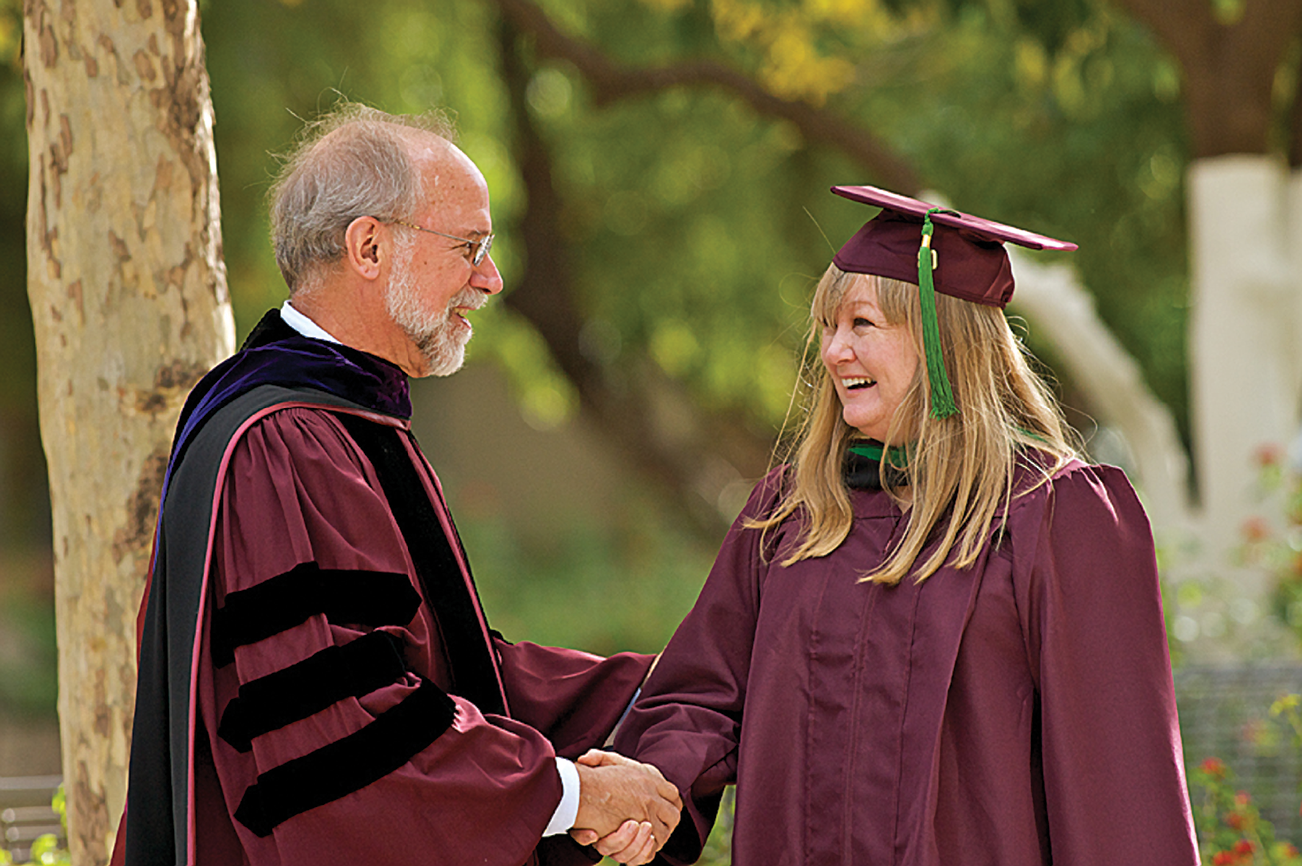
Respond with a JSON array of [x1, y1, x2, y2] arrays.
[[1008, 250, 1192, 530], [1115, 0, 1302, 157], [496, 16, 771, 538], [491, 0, 923, 193], [1112, 0, 1212, 71]]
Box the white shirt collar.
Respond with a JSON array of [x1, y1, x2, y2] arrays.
[[280, 301, 341, 345]]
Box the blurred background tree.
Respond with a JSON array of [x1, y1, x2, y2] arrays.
[[5, 0, 1302, 860]]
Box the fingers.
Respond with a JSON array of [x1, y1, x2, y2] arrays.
[[646, 783, 682, 844], [577, 748, 634, 768], [569, 828, 598, 846], [655, 777, 683, 808], [593, 820, 652, 860], [623, 834, 659, 866], [618, 825, 659, 866]]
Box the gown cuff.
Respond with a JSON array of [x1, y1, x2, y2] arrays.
[[543, 757, 580, 836]]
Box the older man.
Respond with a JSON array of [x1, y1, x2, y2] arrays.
[[115, 104, 678, 866]]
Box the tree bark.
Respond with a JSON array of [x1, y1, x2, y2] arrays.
[[1117, 0, 1302, 158], [22, 0, 233, 862]]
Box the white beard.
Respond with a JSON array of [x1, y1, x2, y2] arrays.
[[385, 237, 478, 377]]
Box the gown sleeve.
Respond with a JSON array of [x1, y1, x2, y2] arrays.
[[1010, 462, 1199, 866], [197, 407, 581, 866], [494, 638, 654, 758], [613, 472, 784, 864]]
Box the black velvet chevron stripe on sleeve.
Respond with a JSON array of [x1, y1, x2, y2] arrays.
[[233, 678, 458, 837], [211, 562, 421, 667], [217, 630, 409, 753]]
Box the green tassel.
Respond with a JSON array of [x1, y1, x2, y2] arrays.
[[919, 210, 958, 418]]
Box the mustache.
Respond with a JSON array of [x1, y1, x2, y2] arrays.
[[449, 288, 486, 314]]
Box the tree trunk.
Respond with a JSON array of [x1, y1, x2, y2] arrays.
[[496, 18, 773, 537], [1187, 155, 1300, 580], [1115, 0, 1302, 582], [1007, 251, 1192, 534], [1117, 0, 1302, 159], [22, 1, 233, 862]]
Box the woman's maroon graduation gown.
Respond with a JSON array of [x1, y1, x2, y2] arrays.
[[617, 458, 1199, 866]]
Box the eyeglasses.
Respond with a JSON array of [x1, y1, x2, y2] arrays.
[[391, 219, 494, 267]]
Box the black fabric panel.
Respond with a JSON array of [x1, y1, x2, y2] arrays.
[[210, 562, 421, 667], [336, 414, 505, 716], [843, 447, 909, 490], [127, 532, 180, 865], [233, 678, 457, 837], [218, 630, 408, 753]]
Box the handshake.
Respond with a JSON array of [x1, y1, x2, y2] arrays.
[[569, 749, 683, 865]]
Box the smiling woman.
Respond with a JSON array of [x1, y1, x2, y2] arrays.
[[611, 185, 1201, 866], [816, 272, 919, 445]]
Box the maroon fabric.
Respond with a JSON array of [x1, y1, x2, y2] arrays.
[[192, 406, 651, 866], [616, 458, 1198, 866], [829, 185, 1077, 308], [833, 211, 1016, 307]]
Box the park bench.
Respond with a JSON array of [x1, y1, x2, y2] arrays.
[[0, 774, 63, 864]]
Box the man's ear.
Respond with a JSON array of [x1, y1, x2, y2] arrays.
[[343, 216, 385, 280]]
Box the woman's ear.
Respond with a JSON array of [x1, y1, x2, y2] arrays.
[[343, 216, 385, 280]]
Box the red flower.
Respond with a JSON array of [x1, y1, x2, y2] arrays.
[[1226, 811, 1245, 830], [1234, 839, 1255, 855], [1242, 516, 1272, 542], [1255, 442, 1284, 467], [1201, 757, 1228, 777], [1235, 791, 1251, 806], [1212, 851, 1236, 866]]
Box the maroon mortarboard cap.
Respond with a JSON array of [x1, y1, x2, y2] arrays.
[[830, 185, 1078, 308], [829, 185, 1077, 418]]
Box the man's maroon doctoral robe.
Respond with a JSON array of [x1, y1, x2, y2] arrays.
[[617, 457, 1199, 866], [119, 313, 651, 866]]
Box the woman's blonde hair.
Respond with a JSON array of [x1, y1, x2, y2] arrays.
[[757, 264, 1081, 585]]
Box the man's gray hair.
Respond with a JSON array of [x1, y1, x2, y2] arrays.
[[269, 102, 456, 292]]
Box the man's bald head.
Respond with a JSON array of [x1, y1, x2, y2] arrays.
[[269, 103, 457, 293]]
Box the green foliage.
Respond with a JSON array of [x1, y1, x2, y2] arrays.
[[0, 786, 70, 866], [842, 1, 1191, 441], [195, 0, 1197, 457], [0, 559, 58, 719], [458, 488, 716, 654], [0, 0, 46, 552], [23, 834, 68, 866], [1238, 447, 1302, 647], [1192, 752, 1302, 866], [695, 788, 736, 866]]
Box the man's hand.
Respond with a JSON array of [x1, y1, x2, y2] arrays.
[[568, 750, 681, 864]]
